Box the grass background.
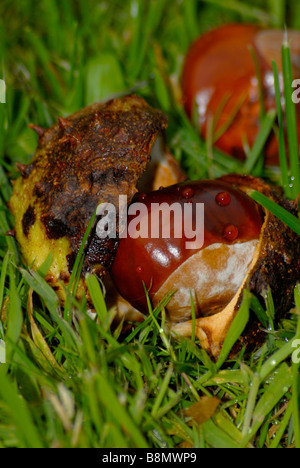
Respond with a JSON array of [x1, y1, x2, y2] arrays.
[[0, 0, 299, 448]]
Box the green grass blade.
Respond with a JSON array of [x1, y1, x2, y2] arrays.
[[268, 0, 285, 26], [202, 418, 240, 448], [20, 268, 78, 351], [127, 0, 167, 81], [0, 367, 44, 448], [85, 273, 108, 325], [25, 28, 63, 102], [201, 0, 274, 23], [84, 53, 126, 105], [292, 284, 300, 448], [250, 191, 300, 235], [272, 60, 292, 198], [216, 289, 251, 369], [151, 363, 174, 419], [241, 364, 293, 447], [282, 39, 300, 198], [182, 0, 199, 42], [95, 373, 149, 448], [20, 268, 60, 315], [64, 207, 98, 319], [269, 401, 292, 448], [243, 109, 276, 174], [0, 249, 9, 311], [6, 262, 23, 361]]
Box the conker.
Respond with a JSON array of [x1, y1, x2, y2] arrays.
[[110, 180, 264, 321], [110, 175, 300, 358], [181, 24, 300, 165]]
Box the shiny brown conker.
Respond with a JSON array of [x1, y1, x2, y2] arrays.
[[110, 180, 264, 319], [181, 24, 300, 165]]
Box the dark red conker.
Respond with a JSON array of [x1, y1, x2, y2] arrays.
[[181, 24, 300, 166], [110, 180, 264, 315]]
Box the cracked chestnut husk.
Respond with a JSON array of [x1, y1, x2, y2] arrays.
[[111, 174, 300, 357], [8, 94, 168, 303]]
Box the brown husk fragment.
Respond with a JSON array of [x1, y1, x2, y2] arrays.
[[9, 95, 167, 302], [171, 174, 300, 358]]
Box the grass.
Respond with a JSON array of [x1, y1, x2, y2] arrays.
[[0, 0, 299, 449]]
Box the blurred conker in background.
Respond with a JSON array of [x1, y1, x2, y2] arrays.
[[181, 24, 300, 165]]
